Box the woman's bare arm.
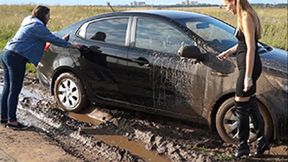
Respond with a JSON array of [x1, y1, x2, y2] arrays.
[[242, 12, 256, 91]]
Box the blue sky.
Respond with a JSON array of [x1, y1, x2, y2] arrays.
[[0, 0, 286, 5]]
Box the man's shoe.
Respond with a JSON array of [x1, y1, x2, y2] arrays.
[[6, 122, 29, 130]]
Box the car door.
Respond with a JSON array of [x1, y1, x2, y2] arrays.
[[73, 16, 131, 101], [122, 16, 207, 117]]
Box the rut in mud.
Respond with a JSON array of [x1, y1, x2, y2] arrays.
[[14, 73, 230, 162], [18, 90, 222, 162], [1, 72, 288, 162]]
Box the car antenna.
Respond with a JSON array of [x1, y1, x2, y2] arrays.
[[107, 2, 115, 12]]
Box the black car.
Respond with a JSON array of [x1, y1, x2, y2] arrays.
[[37, 10, 288, 143]]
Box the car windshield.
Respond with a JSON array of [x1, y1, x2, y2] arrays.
[[176, 17, 238, 52]]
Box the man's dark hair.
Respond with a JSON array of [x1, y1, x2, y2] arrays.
[[32, 5, 50, 25]]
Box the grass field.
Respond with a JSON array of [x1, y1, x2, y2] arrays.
[[0, 5, 287, 51]]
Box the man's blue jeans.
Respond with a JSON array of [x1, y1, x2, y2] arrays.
[[1, 50, 27, 122]]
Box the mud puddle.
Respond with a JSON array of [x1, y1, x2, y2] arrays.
[[68, 112, 103, 125], [14, 76, 220, 161], [17, 94, 225, 161], [70, 111, 169, 162], [92, 134, 169, 162], [1, 72, 288, 162], [18, 102, 144, 162]]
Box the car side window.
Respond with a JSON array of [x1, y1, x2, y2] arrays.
[[135, 17, 193, 54], [83, 18, 128, 46]]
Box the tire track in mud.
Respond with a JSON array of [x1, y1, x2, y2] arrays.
[[18, 100, 145, 162], [2, 73, 234, 161], [1, 71, 287, 162], [91, 115, 231, 162], [17, 93, 234, 162]]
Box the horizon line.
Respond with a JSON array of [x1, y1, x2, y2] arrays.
[[0, 3, 286, 6]]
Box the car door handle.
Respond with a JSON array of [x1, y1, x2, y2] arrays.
[[132, 57, 149, 66]]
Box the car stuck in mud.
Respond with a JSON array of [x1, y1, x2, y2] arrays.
[[37, 10, 288, 144]]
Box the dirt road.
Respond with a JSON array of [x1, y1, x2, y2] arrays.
[[0, 124, 80, 162], [0, 71, 287, 162]]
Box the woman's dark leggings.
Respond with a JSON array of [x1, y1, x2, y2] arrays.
[[0, 50, 27, 122]]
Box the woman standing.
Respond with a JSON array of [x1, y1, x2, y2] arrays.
[[0, 5, 81, 129], [217, 0, 270, 158]]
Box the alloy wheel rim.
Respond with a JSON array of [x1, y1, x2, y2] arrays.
[[223, 107, 257, 142], [57, 79, 80, 110]]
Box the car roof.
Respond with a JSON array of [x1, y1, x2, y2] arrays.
[[95, 10, 209, 20]]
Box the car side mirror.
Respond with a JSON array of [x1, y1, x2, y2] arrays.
[[178, 45, 205, 61]]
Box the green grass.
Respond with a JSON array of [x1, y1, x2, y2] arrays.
[[0, 5, 287, 73], [0, 5, 286, 51], [213, 152, 234, 161], [26, 63, 37, 74]]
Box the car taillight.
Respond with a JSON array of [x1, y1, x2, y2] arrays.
[[44, 42, 51, 52]]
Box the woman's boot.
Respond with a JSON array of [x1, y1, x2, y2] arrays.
[[234, 101, 250, 158], [249, 96, 270, 155]]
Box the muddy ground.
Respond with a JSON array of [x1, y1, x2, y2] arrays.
[[0, 71, 287, 162]]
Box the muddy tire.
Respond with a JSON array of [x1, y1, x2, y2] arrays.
[[53, 72, 88, 112], [215, 97, 273, 143]]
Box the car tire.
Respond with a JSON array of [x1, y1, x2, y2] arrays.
[[53, 72, 88, 112], [216, 97, 273, 143]]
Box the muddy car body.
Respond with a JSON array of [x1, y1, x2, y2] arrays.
[[37, 10, 288, 143]]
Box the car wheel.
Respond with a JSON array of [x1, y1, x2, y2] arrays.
[[216, 97, 273, 143], [53, 72, 88, 112]]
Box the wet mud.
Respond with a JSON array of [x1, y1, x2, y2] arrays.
[[1, 71, 287, 162]]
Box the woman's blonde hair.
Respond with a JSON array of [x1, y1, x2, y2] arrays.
[[235, 0, 262, 39]]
